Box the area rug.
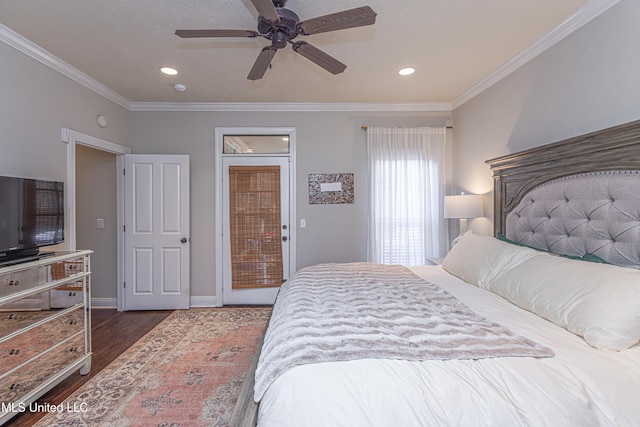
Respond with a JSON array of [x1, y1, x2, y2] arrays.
[[34, 307, 271, 427]]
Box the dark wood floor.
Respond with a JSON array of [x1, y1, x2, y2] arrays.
[[5, 309, 174, 427]]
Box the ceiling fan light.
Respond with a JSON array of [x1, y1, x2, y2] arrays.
[[272, 31, 288, 49], [398, 67, 415, 76], [160, 67, 178, 75]]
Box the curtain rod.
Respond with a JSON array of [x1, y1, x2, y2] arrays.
[[361, 125, 453, 130]]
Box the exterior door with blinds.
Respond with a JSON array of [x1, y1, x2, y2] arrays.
[[222, 156, 290, 304]]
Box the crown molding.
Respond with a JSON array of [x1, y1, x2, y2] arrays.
[[0, 24, 131, 109], [129, 102, 452, 112], [2, 0, 620, 113], [451, 0, 620, 110], [0, 23, 450, 114]]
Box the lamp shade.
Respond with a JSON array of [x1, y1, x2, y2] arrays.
[[444, 194, 484, 219]]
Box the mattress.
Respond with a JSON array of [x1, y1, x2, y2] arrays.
[[256, 265, 640, 427]]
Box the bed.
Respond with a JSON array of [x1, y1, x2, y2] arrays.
[[233, 119, 640, 427]]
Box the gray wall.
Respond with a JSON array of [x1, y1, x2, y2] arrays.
[[129, 111, 451, 298], [1, 41, 130, 301], [0, 42, 130, 181], [75, 145, 118, 301], [452, 0, 640, 235]]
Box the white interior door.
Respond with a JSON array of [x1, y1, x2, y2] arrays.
[[123, 154, 190, 310], [222, 156, 290, 304]]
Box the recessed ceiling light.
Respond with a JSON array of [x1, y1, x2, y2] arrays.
[[160, 67, 178, 76], [398, 67, 415, 76]]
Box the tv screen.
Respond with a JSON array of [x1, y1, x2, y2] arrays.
[[0, 175, 64, 263]]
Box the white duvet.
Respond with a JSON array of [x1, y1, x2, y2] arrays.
[[257, 265, 640, 427]]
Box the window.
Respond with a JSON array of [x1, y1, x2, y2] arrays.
[[367, 127, 447, 266], [223, 135, 289, 154]]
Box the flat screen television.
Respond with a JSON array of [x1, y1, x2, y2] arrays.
[[0, 175, 64, 266]]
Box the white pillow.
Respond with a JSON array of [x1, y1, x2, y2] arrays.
[[487, 253, 640, 351], [441, 232, 540, 287]]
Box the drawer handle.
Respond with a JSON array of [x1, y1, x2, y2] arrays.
[[9, 383, 20, 390], [7, 314, 18, 320], [9, 349, 20, 355], [69, 319, 78, 325], [7, 280, 20, 286], [69, 347, 78, 353]]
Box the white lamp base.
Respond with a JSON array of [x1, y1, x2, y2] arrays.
[[451, 218, 468, 246]]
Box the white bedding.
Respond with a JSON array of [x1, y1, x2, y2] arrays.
[[257, 265, 640, 427]]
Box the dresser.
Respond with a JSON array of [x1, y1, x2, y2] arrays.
[[0, 251, 92, 424]]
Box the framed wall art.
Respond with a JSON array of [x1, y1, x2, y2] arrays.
[[308, 173, 354, 204]]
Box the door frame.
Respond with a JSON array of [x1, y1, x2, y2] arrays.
[[62, 128, 131, 311], [214, 127, 296, 306]]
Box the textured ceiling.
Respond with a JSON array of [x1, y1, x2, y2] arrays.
[[0, 0, 593, 105]]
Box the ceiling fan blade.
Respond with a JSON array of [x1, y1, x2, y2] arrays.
[[250, 0, 280, 22], [248, 47, 278, 80], [175, 29, 258, 38], [297, 6, 377, 35], [292, 41, 346, 75]]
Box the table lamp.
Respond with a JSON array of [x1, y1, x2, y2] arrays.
[[444, 193, 484, 245]]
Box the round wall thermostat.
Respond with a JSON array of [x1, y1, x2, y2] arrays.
[[96, 115, 108, 128]]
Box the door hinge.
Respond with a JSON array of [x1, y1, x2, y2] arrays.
[[123, 168, 126, 175], [123, 281, 126, 288], [123, 225, 126, 232]]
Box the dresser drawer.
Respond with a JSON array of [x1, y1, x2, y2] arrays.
[[0, 284, 86, 337], [0, 333, 85, 404], [0, 266, 47, 298], [50, 257, 86, 283], [0, 256, 87, 299], [0, 307, 85, 375], [0, 310, 52, 337], [49, 287, 84, 309]]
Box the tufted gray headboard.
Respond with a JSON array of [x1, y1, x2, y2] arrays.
[[505, 171, 640, 268], [486, 119, 640, 269]]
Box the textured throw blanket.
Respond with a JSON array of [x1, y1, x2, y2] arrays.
[[254, 263, 554, 401]]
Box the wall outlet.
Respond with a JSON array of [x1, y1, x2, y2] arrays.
[[300, 219, 306, 228]]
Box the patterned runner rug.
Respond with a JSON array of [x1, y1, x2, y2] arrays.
[[35, 307, 271, 427]]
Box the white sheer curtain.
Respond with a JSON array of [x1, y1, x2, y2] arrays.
[[367, 127, 447, 266]]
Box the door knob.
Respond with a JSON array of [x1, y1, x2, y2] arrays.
[[181, 237, 188, 244], [282, 236, 288, 242]]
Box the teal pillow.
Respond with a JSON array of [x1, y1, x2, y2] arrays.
[[580, 252, 609, 264]]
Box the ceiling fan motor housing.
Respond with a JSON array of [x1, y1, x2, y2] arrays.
[[258, 7, 300, 48]]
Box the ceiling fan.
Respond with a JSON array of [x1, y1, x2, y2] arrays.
[[175, 0, 377, 80]]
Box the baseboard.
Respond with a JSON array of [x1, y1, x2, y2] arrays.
[[190, 295, 221, 308], [90, 296, 220, 309], [91, 297, 117, 309]]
